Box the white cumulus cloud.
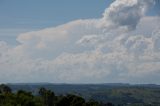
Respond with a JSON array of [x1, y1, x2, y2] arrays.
[[0, 0, 160, 84]]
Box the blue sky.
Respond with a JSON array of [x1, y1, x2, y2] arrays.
[[0, 0, 160, 84], [0, 0, 113, 44]]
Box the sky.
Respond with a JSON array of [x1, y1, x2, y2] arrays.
[[0, 0, 160, 84], [0, 0, 113, 45]]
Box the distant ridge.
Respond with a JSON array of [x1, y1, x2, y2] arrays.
[[2, 82, 160, 105], [6, 82, 160, 86]]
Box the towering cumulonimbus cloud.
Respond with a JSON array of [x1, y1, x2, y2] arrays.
[[0, 0, 160, 83], [103, 0, 155, 30]]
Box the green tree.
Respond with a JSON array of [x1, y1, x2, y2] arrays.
[[16, 90, 36, 106], [39, 87, 55, 106], [0, 84, 12, 94], [86, 99, 100, 106], [57, 96, 70, 106]]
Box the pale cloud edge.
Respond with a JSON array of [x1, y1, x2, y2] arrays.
[[0, 0, 160, 84]]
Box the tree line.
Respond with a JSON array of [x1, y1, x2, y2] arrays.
[[0, 84, 114, 106]]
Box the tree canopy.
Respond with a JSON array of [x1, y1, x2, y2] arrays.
[[0, 84, 113, 106]]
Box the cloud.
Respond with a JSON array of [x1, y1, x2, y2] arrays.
[[16, 19, 102, 59], [103, 0, 155, 30], [0, 0, 160, 83]]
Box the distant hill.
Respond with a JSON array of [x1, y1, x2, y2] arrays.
[[6, 83, 160, 105]]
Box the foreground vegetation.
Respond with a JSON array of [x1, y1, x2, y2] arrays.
[[0, 84, 114, 106]]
